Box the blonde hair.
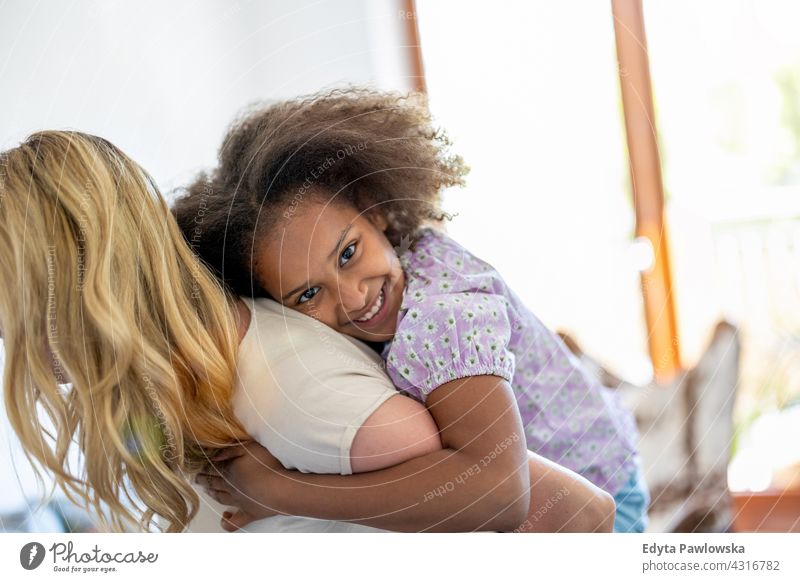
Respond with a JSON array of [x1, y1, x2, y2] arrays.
[[0, 131, 248, 532]]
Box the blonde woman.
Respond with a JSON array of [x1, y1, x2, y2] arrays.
[[0, 131, 252, 532], [0, 131, 613, 533]]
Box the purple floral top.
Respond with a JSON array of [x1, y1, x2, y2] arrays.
[[381, 227, 639, 495]]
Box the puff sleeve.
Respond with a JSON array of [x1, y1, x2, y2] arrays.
[[384, 291, 517, 402]]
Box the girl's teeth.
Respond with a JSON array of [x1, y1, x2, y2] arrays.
[[357, 289, 384, 322]]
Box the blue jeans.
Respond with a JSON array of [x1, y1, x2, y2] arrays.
[[613, 465, 650, 533]]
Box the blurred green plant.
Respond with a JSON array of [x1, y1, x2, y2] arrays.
[[772, 61, 800, 184]]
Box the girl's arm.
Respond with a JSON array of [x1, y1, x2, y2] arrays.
[[203, 375, 530, 531], [203, 379, 615, 532], [518, 451, 615, 533], [352, 395, 615, 532]]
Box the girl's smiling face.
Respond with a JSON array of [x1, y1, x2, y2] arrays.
[[254, 197, 406, 343]]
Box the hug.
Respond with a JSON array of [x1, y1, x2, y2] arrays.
[[0, 88, 646, 533]]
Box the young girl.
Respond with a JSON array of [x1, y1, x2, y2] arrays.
[[177, 88, 647, 532]]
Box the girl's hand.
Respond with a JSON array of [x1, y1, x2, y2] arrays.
[[218, 509, 260, 532], [195, 441, 286, 531]]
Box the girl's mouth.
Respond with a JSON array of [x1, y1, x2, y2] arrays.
[[353, 281, 390, 327]]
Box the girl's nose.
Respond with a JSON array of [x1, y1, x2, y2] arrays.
[[338, 279, 369, 315]]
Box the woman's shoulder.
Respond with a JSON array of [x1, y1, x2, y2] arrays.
[[240, 296, 385, 370], [244, 295, 318, 326], [233, 296, 398, 475], [242, 296, 337, 346]]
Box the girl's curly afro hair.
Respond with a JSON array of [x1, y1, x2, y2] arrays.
[[172, 87, 468, 297]]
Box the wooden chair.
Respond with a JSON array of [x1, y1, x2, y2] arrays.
[[559, 321, 740, 532]]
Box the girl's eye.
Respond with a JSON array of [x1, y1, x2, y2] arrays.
[[297, 287, 320, 304], [339, 242, 357, 267]]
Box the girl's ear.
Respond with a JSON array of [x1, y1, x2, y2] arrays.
[[367, 210, 388, 232]]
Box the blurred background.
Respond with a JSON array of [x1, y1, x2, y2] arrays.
[[1, 0, 797, 532]]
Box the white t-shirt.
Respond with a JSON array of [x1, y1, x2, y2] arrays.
[[187, 298, 396, 532]]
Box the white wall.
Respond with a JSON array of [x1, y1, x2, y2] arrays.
[[0, 0, 412, 522], [0, 0, 412, 191]]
